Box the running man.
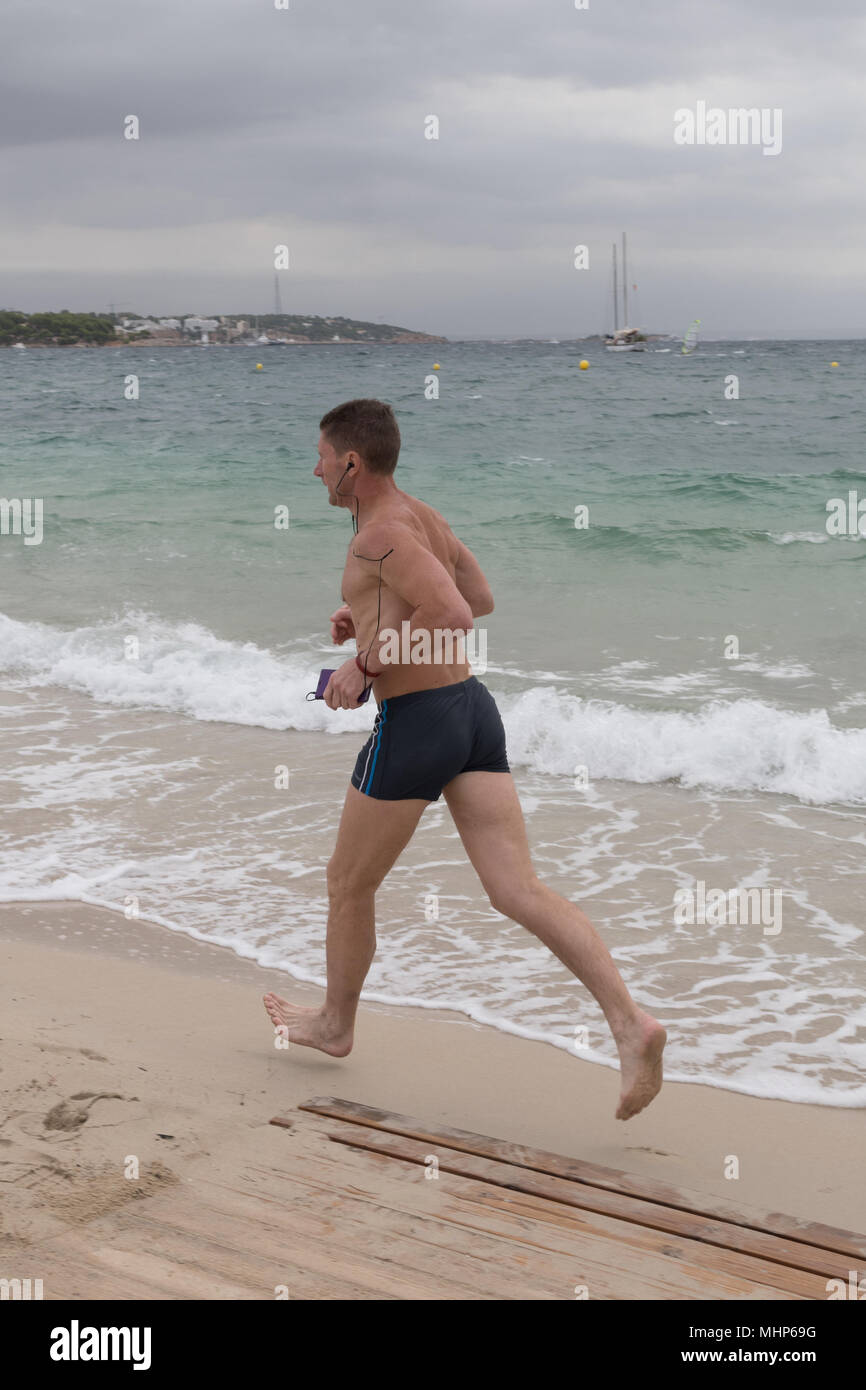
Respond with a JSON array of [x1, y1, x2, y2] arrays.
[[264, 399, 666, 1119]]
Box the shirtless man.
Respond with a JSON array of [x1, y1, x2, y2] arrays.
[[264, 398, 666, 1119]]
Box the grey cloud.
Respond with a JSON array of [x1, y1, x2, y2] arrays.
[[1, 0, 863, 336]]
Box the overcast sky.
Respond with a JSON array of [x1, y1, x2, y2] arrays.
[[1, 0, 863, 338]]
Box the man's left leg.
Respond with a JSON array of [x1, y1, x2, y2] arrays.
[[443, 769, 666, 1119], [264, 785, 428, 1054]]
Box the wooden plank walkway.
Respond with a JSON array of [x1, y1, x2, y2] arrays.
[[18, 1095, 864, 1299], [278, 1095, 866, 1300]]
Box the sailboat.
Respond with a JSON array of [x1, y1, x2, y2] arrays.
[[605, 233, 646, 351], [681, 318, 701, 354]]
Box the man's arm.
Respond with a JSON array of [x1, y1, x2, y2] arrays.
[[355, 521, 474, 663], [453, 537, 494, 617], [322, 522, 478, 708]]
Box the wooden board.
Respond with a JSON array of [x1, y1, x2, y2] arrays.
[[317, 1120, 829, 1297], [246, 1094, 866, 1299], [292, 1095, 866, 1260]]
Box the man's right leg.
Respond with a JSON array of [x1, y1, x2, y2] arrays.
[[263, 785, 428, 1055]]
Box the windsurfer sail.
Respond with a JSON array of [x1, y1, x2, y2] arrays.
[[681, 318, 701, 355]]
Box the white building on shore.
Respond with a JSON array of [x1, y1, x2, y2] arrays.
[[183, 317, 219, 336]]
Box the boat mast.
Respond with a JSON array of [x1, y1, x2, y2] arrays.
[[622, 232, 628, 327], [612, 243, 618, 333]]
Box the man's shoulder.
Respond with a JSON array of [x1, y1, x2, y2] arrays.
[[353, 515, 417, 556], [354, 496, 458, 568], [355, 500, 436, 549]]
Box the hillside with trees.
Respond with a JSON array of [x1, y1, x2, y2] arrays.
[[0, 310, 117, 346]]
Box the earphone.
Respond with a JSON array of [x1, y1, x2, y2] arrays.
[[330, 455, 392, 693]]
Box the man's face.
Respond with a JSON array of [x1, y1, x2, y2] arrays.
[[315, 432, 351, 507]]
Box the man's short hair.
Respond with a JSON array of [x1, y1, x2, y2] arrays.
[[319, 398, 401, 476]]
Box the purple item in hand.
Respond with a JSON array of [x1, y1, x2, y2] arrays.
[[313, 668, 372, 704]]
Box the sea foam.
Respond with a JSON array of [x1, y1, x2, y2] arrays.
[[2, 610, 865, 804]]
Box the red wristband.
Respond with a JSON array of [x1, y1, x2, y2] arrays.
[[355, 654, 383, 679]]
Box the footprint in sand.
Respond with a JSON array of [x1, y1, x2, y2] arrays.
[[37, 1043, 109, 1063], [626, 1145, 678, 1158], [43, 1092, 133, 1132]]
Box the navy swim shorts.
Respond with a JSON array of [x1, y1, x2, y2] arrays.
[[351, 676, 510, 801]]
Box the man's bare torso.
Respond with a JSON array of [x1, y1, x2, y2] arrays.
[[342, 489, 471, 699]]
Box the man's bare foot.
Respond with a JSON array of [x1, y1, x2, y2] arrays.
[[615, 1012, 666, 1120], [263, 993, 353, 1057]]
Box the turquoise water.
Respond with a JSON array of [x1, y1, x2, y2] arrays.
[[3, 341, 865, 712], [1, 342, 864, 1102]]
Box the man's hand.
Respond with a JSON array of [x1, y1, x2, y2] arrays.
[[330, 605, 355, 645], [324, 656, 369, 710]]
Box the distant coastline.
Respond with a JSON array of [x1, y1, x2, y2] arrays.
[[1, 309, 676, 349], [4, 312, 855, 348], [0, 309, 446, 348]]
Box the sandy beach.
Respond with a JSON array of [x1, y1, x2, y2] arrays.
[[1, 900, 862, 1300]]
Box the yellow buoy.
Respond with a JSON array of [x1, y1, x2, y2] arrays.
[[433, 362, 441, 370], [830, 361, 839, 367], [579, 359, 589, 370], [256, 363, 263, 370]]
